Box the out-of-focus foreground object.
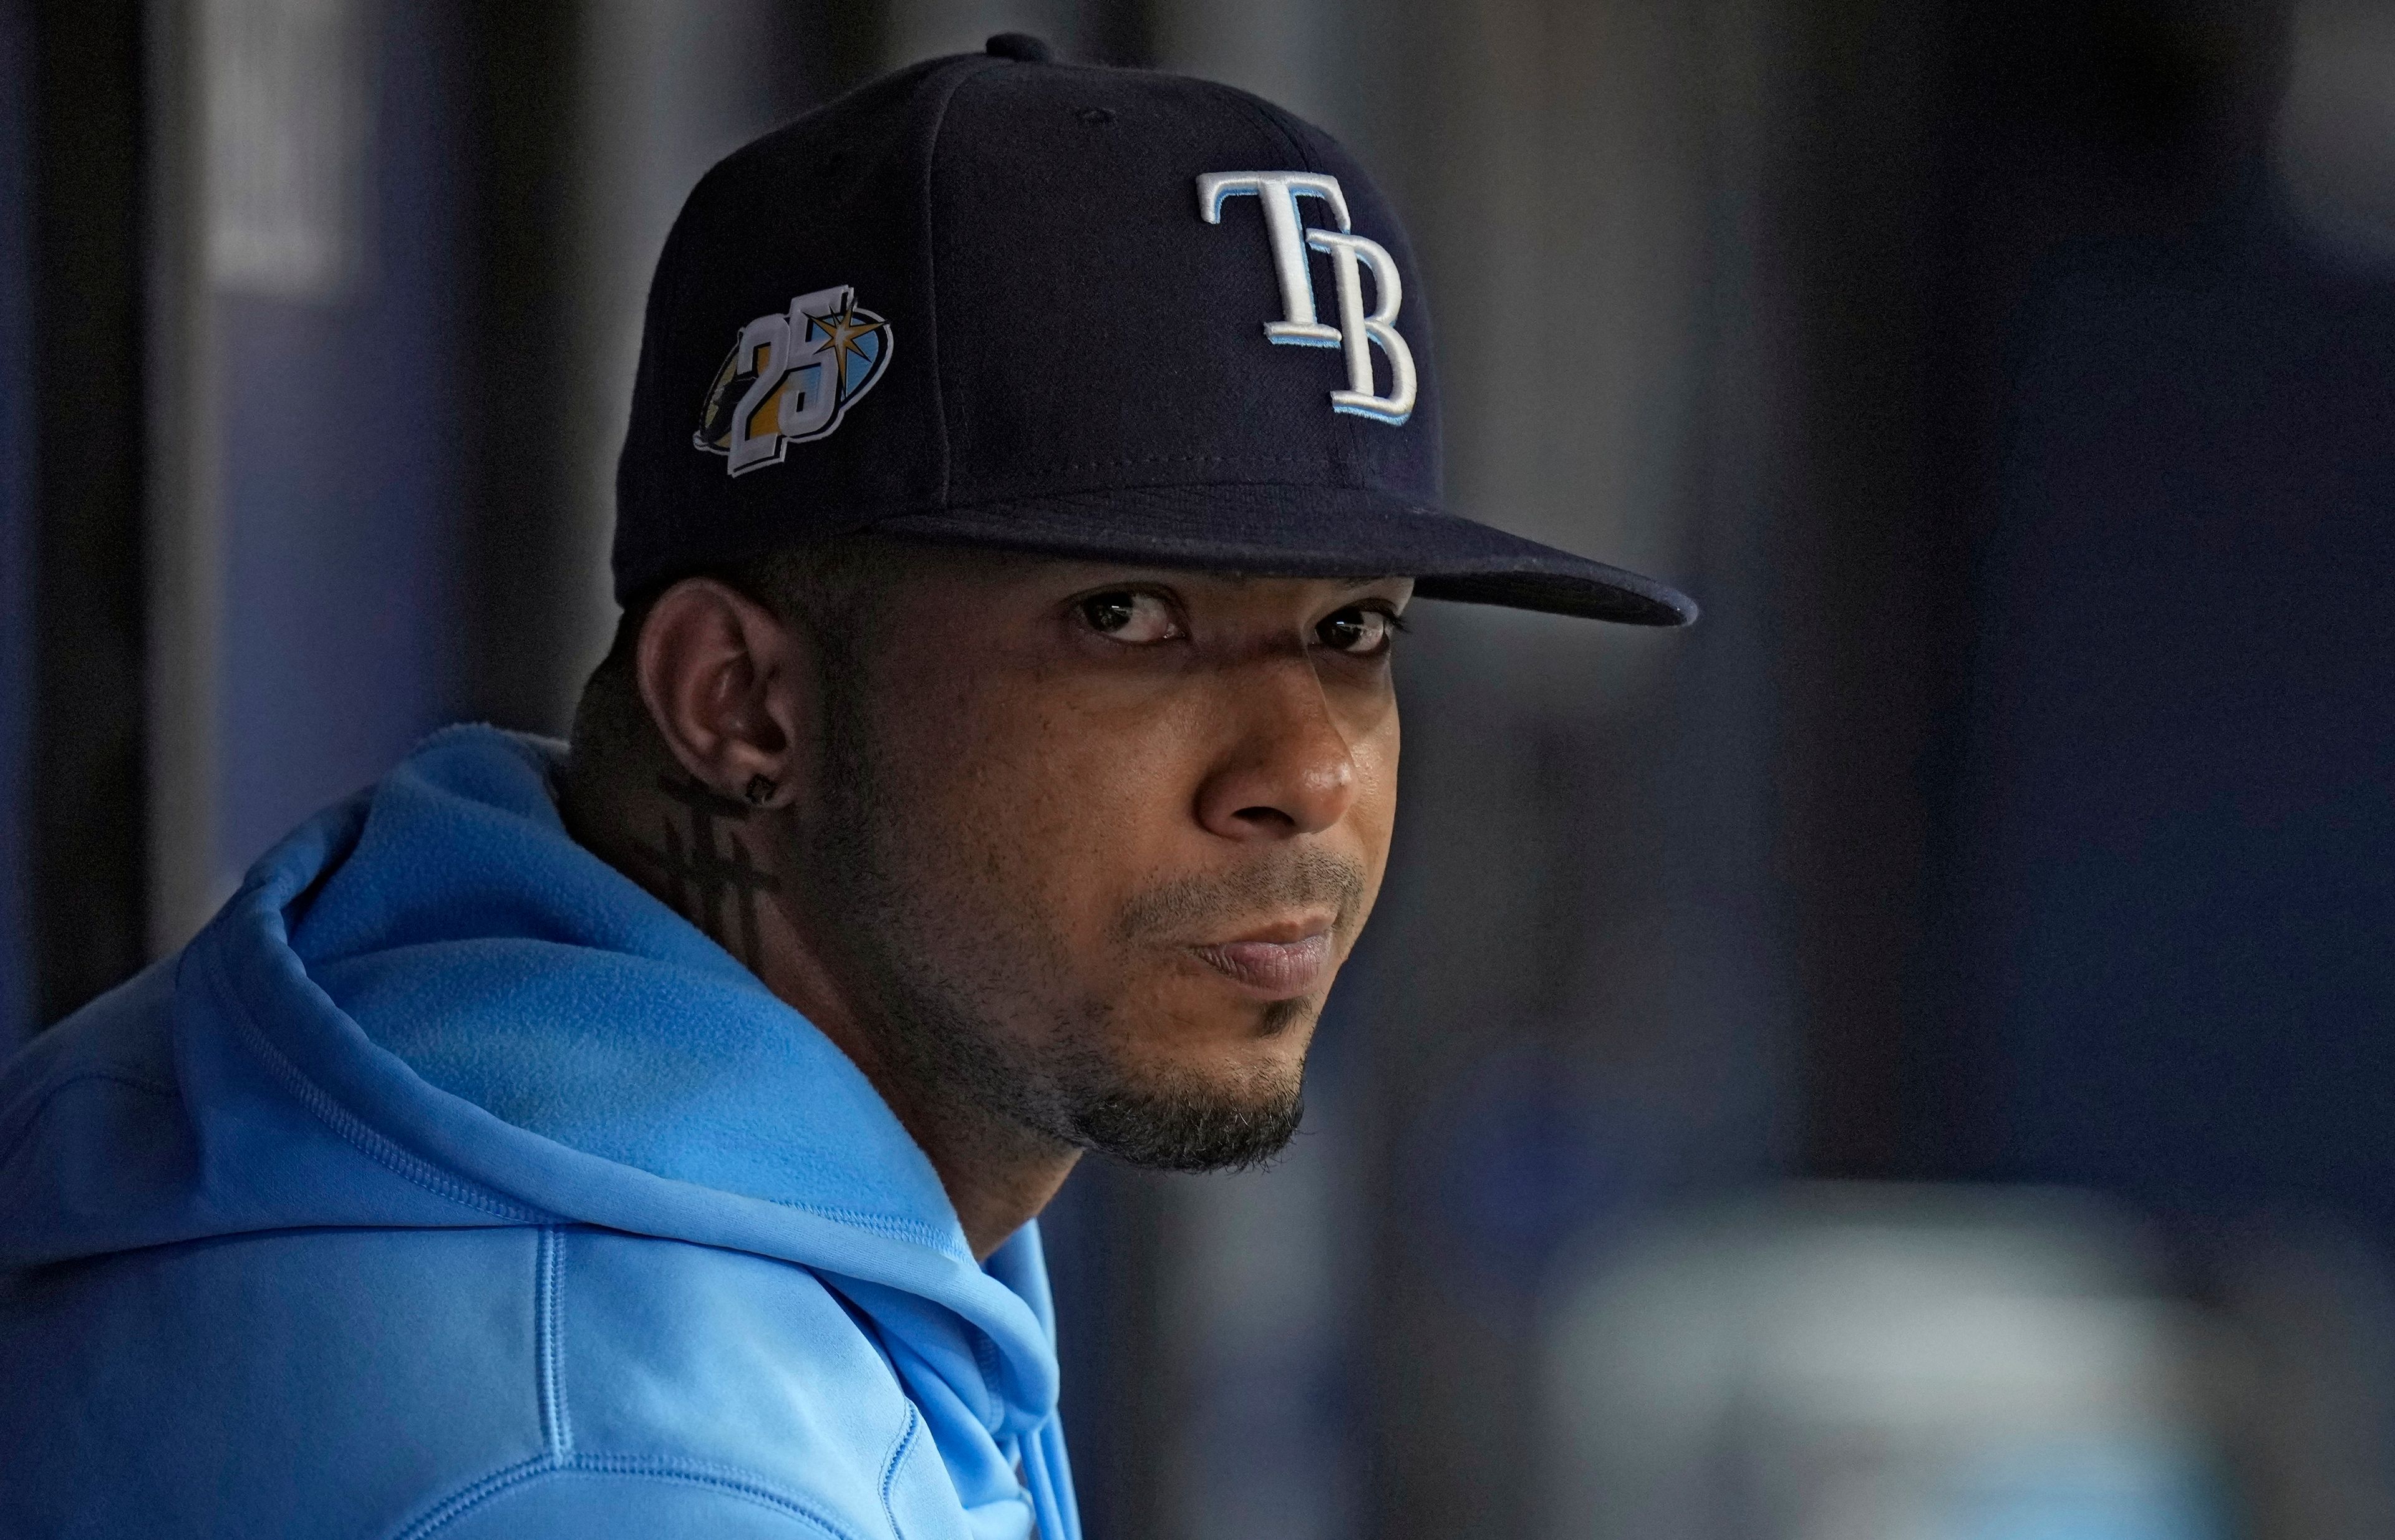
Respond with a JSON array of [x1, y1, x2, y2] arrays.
[[1545, 1186, 2395, 1540]]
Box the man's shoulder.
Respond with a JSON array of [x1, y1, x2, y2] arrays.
[[554, 1226, 920, 1484], [1, 951, 181, 1111], [1, 1221, 939, 1539]]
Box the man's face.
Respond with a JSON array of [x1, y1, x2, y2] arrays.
[[795, 550, 1408, 1171]]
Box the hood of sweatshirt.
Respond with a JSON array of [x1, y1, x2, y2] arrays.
[[0, 725, 1074, 1540]]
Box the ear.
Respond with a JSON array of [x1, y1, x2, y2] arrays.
[[634, 578, 813, 808]]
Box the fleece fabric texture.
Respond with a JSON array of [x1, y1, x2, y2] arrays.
[[0, 725, 1078, 1540]]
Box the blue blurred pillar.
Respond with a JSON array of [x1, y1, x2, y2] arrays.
[[203, 1, 472, 907]]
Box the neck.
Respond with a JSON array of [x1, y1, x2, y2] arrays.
[[562, 760, 1078, 1260], [768, 948, 1085, 1261]]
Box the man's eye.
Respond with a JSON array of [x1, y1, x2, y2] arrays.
[[1315, 607, 1393, 656], [1077, 591, 1182, 644]]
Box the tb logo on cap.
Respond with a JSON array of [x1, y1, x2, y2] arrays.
[[1198, 172, 1416, 426]]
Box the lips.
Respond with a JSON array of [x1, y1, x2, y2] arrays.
[[1190, 931, 1333, 999]]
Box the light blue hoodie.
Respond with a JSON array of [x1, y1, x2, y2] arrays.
[[0, 726, 1079, 1540]]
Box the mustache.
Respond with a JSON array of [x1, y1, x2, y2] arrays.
[[1111, 848, 1367, 944]]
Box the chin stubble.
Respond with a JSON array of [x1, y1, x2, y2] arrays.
[[1053, 1010, 1310, 1173], [806, 660, 1320, 1174]]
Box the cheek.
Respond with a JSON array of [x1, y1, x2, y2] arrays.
[[1355, 704, 1399, 835], [1339, 710, 1401, 933], [878, 675, 1199, 957], [1009, 714, 1202, 937]]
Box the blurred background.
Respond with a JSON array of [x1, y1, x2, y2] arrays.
[[5, 1, 2394, 1535]]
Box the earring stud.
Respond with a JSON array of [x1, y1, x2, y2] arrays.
[[743, 774, 778, 807]]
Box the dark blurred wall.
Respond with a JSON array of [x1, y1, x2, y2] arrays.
[[1918, 0, 2395, 1230], [0, 0, 32, 1047], [16, 0, 150, 1030]]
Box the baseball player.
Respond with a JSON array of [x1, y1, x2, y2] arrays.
[[0, 36, 1691, 1540]]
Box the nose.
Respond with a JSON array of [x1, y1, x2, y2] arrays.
[[1193, 657, 1360, 840]]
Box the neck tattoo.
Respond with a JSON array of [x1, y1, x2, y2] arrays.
[[631, 772, 783, 969]]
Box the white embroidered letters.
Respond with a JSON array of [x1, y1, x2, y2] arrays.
[[1197, 170, 1416, 425]]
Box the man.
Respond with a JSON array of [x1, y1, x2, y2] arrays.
[[0, 36, 1691, 1540]]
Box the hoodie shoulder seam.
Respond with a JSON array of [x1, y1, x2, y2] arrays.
[[878, 1404, 922, 1538], [777, 1200, 959, 1254], [538, 1226, 573, 1458], [0, 1070, 175, 1175], [200, 942, 546, 1224]]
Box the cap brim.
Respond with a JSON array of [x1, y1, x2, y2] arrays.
[[874, 484, 1696, 626]]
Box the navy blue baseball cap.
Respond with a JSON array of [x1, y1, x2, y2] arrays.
[[612, 34, 1696, 626]]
